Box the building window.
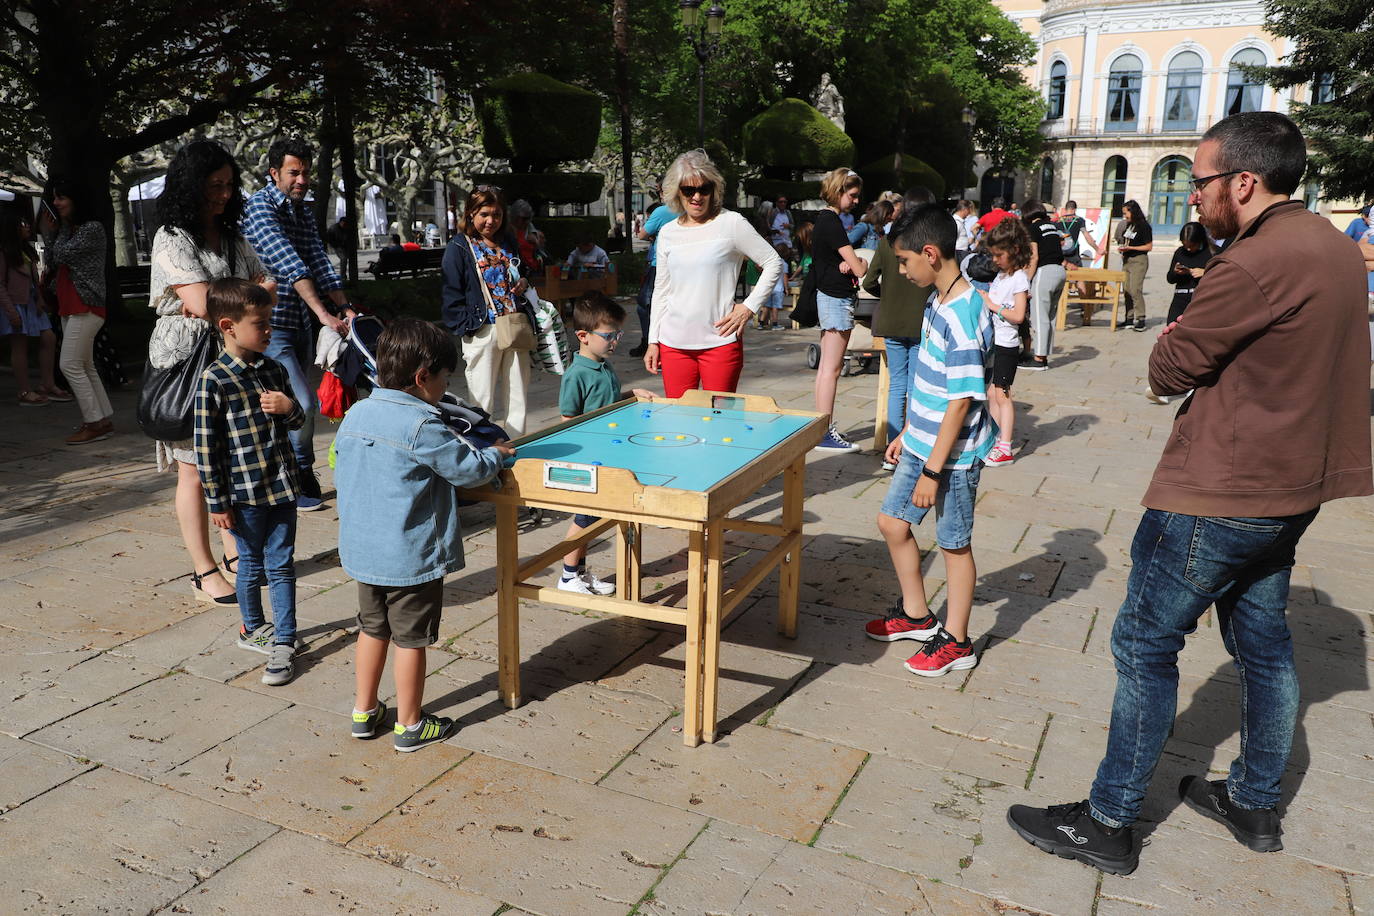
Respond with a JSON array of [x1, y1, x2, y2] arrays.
[[1105, 54, 1142, 131], [1040, 157, 1055, 202], [1047, 61, 1067, 120], [1101, 156, 1128, 217], [1225, 49, 1266, 115], [1150, 156, 1193, 228], [1163, 51, 1203, 132], [1303, 183, 1321, 212], [1313, 72, 1335, 104]]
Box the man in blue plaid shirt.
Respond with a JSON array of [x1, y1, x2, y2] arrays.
[[242, 137, 356, 511]]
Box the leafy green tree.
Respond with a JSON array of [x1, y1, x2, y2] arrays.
[[1258, 0, 1373, 202]]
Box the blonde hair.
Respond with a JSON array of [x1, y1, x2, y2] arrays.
[[819, 167, 862, 207], [662, 150, 725, 221]]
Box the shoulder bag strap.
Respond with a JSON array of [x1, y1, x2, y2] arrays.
[[467, 237, 500, 314]]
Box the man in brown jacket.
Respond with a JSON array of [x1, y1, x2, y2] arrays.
[[1007, 112, 1373, 875]]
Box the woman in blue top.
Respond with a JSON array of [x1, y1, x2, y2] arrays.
[[440, 187, 538, 437]]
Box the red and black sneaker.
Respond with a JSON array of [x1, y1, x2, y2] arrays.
[[865, 602, 942, 642], [904, 629, 978, 677]]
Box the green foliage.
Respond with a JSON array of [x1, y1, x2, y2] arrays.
[[1257, 0, 1374, 202], [612, 249, 648, 291], [742, 99, 855, 170], [346, 276, 443, 320], [742, 178, 822, 201], [472, 172, 605, 205], [477, 73, 603, 166], [857, 155, 945, 198]]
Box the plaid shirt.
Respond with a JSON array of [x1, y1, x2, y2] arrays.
[[194, 351, 305, 513], [241, 183, 343, 330]]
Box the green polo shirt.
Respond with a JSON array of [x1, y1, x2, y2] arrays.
[[559, 353, 622, 417]]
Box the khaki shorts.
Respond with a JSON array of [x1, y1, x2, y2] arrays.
[[356, 578, 443, 649]]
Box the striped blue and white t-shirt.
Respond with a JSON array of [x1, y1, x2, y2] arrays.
[[900, 287, 997, 468]]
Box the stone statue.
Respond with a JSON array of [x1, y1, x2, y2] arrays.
[[811, 73, 845, 131]]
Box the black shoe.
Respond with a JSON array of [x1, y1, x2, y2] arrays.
[[629, 342, 648, 358], [299, 468, 322, 500], [1178, 776, 1283, 852], [1132, 318, 1146, 332], [1006, 800, 1139, 875]]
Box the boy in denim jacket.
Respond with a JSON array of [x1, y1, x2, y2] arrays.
[[335, 319, 513, 752]]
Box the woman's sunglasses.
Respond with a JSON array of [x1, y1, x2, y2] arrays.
[[680, 183, 714, 198]]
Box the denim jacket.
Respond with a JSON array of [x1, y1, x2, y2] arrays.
[[335, 388, 504, 586]]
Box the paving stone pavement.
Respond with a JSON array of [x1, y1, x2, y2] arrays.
[[2, 255, 1371, 915]]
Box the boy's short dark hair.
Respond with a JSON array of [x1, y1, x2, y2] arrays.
[[572, 292, 626, 333], [206, 277, 272, 326], [889, 204, 957, 259], [376, 318, 458, 389], [266, 137, 314, 173]]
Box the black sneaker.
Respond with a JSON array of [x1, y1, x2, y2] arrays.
[[393, 713, 457, 752], [1132, 318, 1146, 332], [1006, 800, 1139, 875], [1178, 776, 1283, 852], [299, 468, 322, 500], [629, 342, 648, 358]]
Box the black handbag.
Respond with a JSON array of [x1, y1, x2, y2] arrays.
[[792, 264, 819, 328], [136, 327, 220, 441]]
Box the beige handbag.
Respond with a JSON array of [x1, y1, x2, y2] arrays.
[[470, 239, 535, 351]]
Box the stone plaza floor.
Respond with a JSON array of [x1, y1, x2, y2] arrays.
[[2, 262, 1371, 915]]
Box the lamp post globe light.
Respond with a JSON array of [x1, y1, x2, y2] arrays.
[[680, 0, 725, 148]]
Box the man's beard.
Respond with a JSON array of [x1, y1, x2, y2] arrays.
[[1199, 192, 1240, 240]]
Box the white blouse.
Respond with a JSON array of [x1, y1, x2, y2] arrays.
[[649, 210, 783, 350]]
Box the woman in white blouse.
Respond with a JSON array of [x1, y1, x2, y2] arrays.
[[645, 150, 783, 397], [148, 140, 274, 604]]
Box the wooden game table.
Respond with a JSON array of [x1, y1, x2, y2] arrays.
[[458, 391, 828, 746]]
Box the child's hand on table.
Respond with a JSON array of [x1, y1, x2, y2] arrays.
[[491, 439, 517, 459], [630, 388, 656, 400]]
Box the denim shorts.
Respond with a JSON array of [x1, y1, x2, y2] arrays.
[[879, 450, 982, 549], [816, 291, 856, 331]]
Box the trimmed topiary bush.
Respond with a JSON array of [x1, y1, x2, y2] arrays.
[[742, 178, 822, 203], [742, 99, 854, 172], [857, 154, 946, 198], [478, 73, 602, 168], [473, 173, 604, 207]]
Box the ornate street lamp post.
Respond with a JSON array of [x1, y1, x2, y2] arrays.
[[680, 0, 725, 148]]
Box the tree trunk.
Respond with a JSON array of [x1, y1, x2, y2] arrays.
[[335, 85, 360, 286], [613, 0, 633, 247], [111, 184, 138, 267]]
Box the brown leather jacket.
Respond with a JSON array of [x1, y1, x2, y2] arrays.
[[1145, 200, 1372, 517]]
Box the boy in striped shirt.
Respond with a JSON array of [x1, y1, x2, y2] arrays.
[[864, 205, 996, 676]]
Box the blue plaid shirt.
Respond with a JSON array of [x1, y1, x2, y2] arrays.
[[194, 351, 305, 513], [241, 183, 343, 330]]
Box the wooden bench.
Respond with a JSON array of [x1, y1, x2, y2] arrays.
[[364, 247, 445, 279], [533, 270, 618, 308], [1056, 267, 1127, 330]]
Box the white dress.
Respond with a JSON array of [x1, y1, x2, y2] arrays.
[[147, 228, 264, 470]]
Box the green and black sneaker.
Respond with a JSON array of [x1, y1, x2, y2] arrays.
[[393, 713, 456, 753], [351, 700, 388, 739]]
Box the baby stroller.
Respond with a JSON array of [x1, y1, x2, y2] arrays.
[[317, 314, 387, 418]]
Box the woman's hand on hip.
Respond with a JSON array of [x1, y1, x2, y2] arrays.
[[713, 303, 754, 338], [644, 344, 660, 374]]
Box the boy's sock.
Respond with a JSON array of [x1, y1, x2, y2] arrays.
[[353, 706, 378, 716], [560, 563, 581, 582]]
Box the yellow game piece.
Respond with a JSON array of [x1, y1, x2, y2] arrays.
[[675, 435, 686, 440], [702, 416, 712, 422], [654, 435, 664, 441], [723, 437, 733, 443], [608, 422, 618, 428]]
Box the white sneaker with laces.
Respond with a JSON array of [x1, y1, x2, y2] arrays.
[[580, 570, 616, 596]]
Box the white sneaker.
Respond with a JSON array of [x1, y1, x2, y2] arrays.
[[580, 571, 616, 596], [1145, 387, 1172, 405], [557, 573, 614, 596]]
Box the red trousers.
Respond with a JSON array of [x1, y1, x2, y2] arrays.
[[659, 340, 744, 398]]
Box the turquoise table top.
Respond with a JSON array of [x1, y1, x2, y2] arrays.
[[514, 402, 813, 491]]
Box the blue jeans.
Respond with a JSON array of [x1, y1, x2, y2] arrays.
[[265, 325, 317, 471], [1089, 507, 1318, 827], [231, 502, 298, 644], [883, 337, 920, 444]]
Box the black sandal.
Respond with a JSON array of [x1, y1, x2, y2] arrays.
[[192, 568, 237, 605], [222, 555, 239, 576]]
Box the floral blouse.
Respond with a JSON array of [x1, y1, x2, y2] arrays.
[[472, 239, 518, 322]]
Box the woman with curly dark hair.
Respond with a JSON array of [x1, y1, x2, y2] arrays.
[[148, 139, 274, 604]]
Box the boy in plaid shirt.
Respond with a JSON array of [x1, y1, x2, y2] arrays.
[[195, 278, 305, 686]]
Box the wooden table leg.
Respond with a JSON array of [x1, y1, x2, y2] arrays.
[[615, 521, 644, 602], [1109, 281, 1119, 331], [496, 502, 522, 709], [701, 519, 724, 744], [873, 350, 890, 453], [1056, 282, 1069, 331], [627, 522, 642, 602], [682, 527, 706, 747], [778, 456, 804, 638]]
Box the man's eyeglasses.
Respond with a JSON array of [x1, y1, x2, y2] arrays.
[[680, 183, 714, 198], [590, 329, 623, 342], [1189, 170, 1245, 192]]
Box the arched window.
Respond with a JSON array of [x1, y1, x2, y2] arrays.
[[1105, 54, 1142, 131], [1047, 61, 1067, 120], [1313, 71, 1335, 104], [1226, 49, 1266, 115], [1150, 155, 1193, 228], [1163, 51, 1203, 131], [1040, 157, 1055, 202], [1101, 156, 1128, 217]]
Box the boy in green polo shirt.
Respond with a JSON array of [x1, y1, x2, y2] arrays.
[[558, 293, 654, 595]]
